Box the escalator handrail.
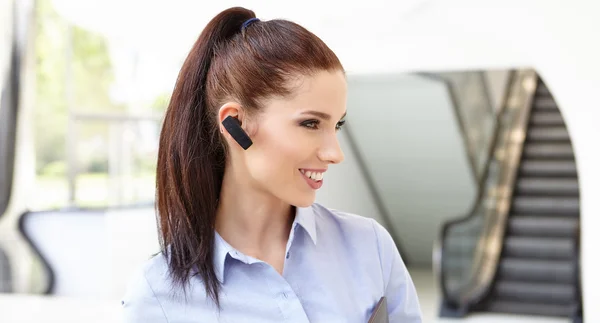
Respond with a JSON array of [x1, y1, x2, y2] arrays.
[[435, 70, 514, 307], [435, 70, 538, 309], [460, 72, 537, 306]]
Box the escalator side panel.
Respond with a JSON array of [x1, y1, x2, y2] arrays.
[[479, 79, 581, 318]]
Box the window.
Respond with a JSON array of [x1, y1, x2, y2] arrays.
[[32, 0, 176, 210]]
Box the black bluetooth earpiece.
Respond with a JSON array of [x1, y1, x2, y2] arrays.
[[222, 115, 253, 150]]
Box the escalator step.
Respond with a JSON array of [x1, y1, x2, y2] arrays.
[[527, 127, 570, 142], [529, 111, 565, 126], [522, 143, 574, 159], [492, 281, 575, 304], [507, 216, 578, 238], [519, 160, 577, 177], [534, 97, 559, 110], [484, 300, 574, 317], [512, 196, 579, 215], [498, 258, 575, 283], [536, 82, 551, 96], [503, 236, 574, 260], [516, 177, 579, 196]]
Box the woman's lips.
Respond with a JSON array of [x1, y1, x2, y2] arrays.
[[299, 169, 325, 190]]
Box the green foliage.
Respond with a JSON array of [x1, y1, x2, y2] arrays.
[[39, 160, 66, 177], [87, 156, 108, 173], [150, 92, 171, 112], [34, 0, 124, 174], [34, 0, 67, 172]]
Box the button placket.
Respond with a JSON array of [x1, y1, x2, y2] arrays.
[[285, 225, 302, 263]]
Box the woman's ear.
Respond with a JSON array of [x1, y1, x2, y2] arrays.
[[218, 102, 243, 132], [218, 102, 253, 150]]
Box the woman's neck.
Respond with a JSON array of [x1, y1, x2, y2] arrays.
[[215, 166, 295, 260]]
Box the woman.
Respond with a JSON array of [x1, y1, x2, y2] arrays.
[[122, 6, 422, 323]]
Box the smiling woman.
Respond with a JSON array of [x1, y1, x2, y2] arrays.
[[121, 6, 422, 323]]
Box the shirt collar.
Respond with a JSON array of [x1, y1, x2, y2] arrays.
[[294, 205, 318, 245], [212, 204, 318, 283], [213, 231, 233, 284]]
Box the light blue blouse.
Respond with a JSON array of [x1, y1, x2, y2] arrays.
[[121, 203, 422, 322]]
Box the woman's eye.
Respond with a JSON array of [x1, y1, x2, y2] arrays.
[[301, 120, 320, 129], [301, 119, 345, 131]]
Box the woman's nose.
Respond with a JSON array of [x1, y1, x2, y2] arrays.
[[318, 135, 344, 164]]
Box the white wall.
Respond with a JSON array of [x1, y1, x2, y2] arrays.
[[342, 74, 475, 265]]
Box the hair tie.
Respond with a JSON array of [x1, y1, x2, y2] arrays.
[[241, 18, 260, 31]]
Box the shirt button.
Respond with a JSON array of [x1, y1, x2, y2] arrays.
[[282, 292, 288, 299], [286, 252, 290, 259]]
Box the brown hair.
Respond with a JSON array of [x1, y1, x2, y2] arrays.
[[155, 7, 343, 307]]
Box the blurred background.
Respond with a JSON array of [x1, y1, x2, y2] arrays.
[[1, 0, 600, 322]]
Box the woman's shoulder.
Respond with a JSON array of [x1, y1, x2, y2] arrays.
[[122, 253, 216, 322], [122, 252, 171, 300], [121, 253, 173, 322], [144, 252, 171, 281]]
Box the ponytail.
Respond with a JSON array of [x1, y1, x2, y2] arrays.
[[156, 7, 256, 307]]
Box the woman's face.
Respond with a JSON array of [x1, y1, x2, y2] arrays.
[[226, 70, 347, 207]]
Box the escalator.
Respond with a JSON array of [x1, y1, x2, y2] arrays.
[[437, 70, 582, 321]]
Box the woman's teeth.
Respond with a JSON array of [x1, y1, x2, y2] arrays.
[[300, 169, 324, 181]]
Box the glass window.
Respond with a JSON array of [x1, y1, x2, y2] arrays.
[[32, 0, 173, 210]]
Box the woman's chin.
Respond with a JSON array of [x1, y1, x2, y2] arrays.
[[291, 191, 317, 208]]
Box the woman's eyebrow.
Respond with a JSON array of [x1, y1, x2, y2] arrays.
[[300, 110, 347, 120]]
